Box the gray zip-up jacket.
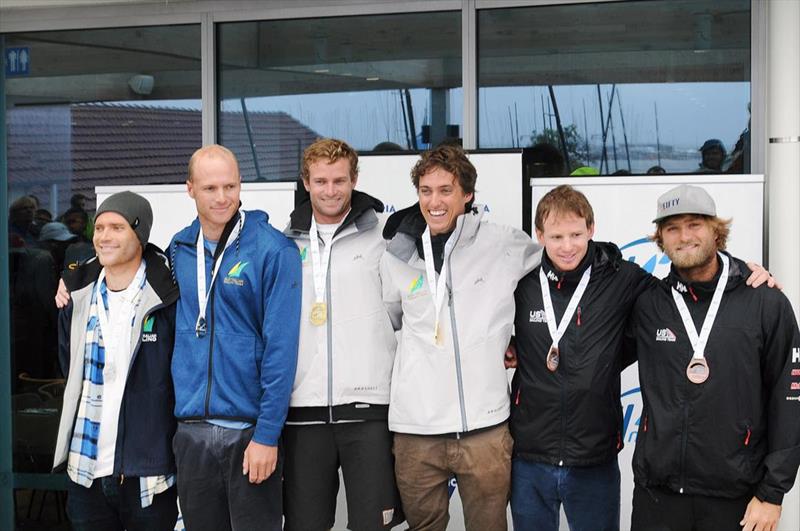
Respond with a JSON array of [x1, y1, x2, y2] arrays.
[[380, 205, 541, 435], [284, 192, 396, 422]]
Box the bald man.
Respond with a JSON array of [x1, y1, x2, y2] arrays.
[[169, 145, 302, 531]]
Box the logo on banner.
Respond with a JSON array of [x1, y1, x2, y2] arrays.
[[619, 237, 672, 277], [448, 476, 458, 498], [621, 387, 642, 444]]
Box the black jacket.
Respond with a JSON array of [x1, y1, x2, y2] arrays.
[[628, 252, 800, 504], [55, 244, 179, 477], [511, 241, 654, 466]]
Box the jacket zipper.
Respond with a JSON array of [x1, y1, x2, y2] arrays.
[[744, 427, 751, 446], [678, 404, 689, 493], [325, 238, 334, 423], [444, 226, 469, 433], [558, 366, 566, 466], [203, 248, 216, 417]]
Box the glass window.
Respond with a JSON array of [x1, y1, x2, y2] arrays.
[[478, 0, 751, 175], [3, 24, 200, 487], [218, 11, 462, 181]]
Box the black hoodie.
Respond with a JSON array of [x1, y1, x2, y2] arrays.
[[629, 252, 800, 504], [511, 240, 655, 466]]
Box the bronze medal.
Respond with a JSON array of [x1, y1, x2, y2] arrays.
[[310, 302, 327, 326], [546, 346, 560, 372], [686, 357, 709, 384]]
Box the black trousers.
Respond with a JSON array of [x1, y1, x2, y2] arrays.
[[283, 421, 404, 531], [173, 422, 283, 531], [631, 484, 752, 531]]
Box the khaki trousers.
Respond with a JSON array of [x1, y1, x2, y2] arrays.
[[393, 423, 513, 531]]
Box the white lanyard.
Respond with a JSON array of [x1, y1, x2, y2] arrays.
[[671, 252, 729, 361], [308, 216, 336, 304], [195, 211, 245, 336], [539, 265, 592, 350], [95, 261, 146, 355], [422, 227, 449, 345]]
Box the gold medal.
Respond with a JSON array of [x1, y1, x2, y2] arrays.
[[686, 357, 709, 384], [434, 320, 444, 346], [310, 302, 327, 326], [546, 346, 560, 372]]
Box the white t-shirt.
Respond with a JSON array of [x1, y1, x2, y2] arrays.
[[94, 278, 139, 478]]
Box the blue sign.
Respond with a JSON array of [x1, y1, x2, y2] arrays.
[[619, 237, 671, 274], [5, 47, 31, 77]]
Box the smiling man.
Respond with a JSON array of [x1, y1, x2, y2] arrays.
[[628, 184, 800, 531], [169, 144, 301, 531], [380, 144, 542, 530], [282, 139, 403, 531], [54, 191, 179, 530]]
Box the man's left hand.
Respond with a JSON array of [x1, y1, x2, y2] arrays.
[[746, 262, 780, 289], [242, 440, 278, 484], [740, 496, 781, 531]]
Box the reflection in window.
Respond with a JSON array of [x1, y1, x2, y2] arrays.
[[4, 25, 201, 478], [478, 0, 750, 175], [218, 11, 462, 181]]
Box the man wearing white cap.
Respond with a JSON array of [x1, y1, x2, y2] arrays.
[[627, 184, 800, 531]]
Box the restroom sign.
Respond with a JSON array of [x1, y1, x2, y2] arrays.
[[5, 47, 30, 77]]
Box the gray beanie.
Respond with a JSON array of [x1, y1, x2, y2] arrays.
[[95, 191, 153, 247]]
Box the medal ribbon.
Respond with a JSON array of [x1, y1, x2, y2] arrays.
[[308, 216, 336, 305], [195, 211, 245, 334], [539, 265, 592, 351], [421, 227, 449, 343], [671, 252, 729, 361]]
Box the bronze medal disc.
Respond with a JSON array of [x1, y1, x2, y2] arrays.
[[686, 357, 709, 384], [546, 347, 560, 372], [310, 302, 327, 326]]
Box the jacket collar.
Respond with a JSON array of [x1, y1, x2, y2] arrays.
[[286, 190, 383, 238], [541, 241, 596, 290], [63, 243, 179, 306], [666, 250, 744, 300], [384, 203, 485, 262]]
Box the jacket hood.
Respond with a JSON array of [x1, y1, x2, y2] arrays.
[[287, 190, 383, 235], [62, 243, 179, 305], [540, 240, 622, 289], [666, 250, 746, 298]]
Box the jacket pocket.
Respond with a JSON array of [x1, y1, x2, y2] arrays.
[[212, 332, 260, 416]]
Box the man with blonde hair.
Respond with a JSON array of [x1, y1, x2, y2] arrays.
[[628, 184, 800, 531], [282, 138, 403, 531]]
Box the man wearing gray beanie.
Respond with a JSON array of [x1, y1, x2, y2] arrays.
[[53, 191, 180, 530]]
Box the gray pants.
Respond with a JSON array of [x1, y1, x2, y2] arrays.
[[173, 422, 282, 531]]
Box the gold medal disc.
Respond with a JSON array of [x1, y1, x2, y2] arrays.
[[686, 358, 709, 384], [310, 302, 327, 326], [546, 347, 560, 372]]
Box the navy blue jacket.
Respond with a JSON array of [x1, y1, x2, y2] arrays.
[[53, 244, 179, 477]]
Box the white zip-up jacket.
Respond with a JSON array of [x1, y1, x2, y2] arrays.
[[380, 205, 541, 435], [284, 192, 397, 422]]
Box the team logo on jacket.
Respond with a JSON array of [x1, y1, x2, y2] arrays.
[[142, 315, 157, 342], [300, 247, 308, 263], [529, 309, 546, 323], [546, 270, 559, 282], [408, 274, 424, 297], [655, 328, 677, 342], [793, 347, 800, 363], [224, 261, 248, 286], [675, 282, 688, 293]]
